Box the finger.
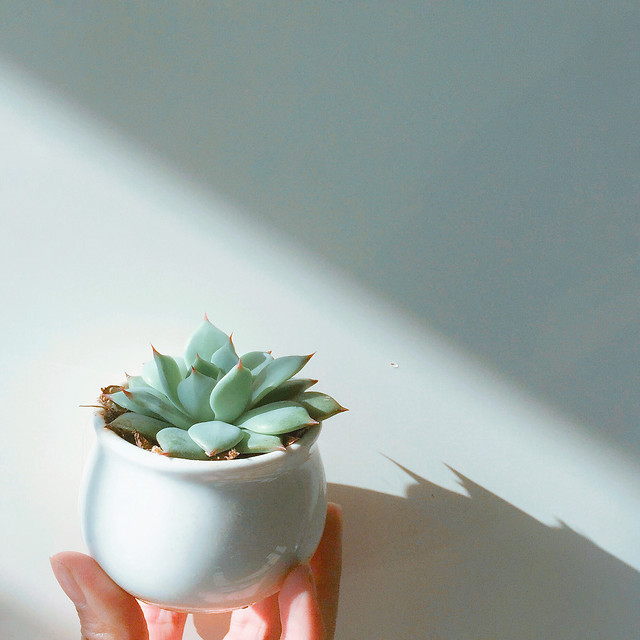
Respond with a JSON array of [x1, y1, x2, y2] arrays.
[[224, 593, 281, 640], [50, 551, 149, 640], [140, 602, 188, 640], [309, 502, 342, 638], [279, 565, 325, 640]]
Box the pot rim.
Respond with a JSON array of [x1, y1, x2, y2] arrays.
[[93, 413, 322, 478]]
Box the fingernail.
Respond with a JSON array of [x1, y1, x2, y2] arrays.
[[285, 565, 319, 619], [291, 564, 313, 579], [50, 558, 87, 607], [288, 564, 315, 594]]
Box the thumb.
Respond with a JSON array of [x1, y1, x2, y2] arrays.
[[279, 565, 325, 640], [50, 552, 149, 640]]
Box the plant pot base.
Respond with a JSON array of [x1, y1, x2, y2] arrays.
[[80, 417, 327, 612]]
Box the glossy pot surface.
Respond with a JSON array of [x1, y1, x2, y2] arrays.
[[80, 416, 327, 612]]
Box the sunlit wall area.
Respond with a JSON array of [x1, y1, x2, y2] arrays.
[[1, 2, 638, 460], [1, 3, 639, 639]]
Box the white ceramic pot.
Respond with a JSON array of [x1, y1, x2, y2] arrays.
[[80, 415, 327, 612]]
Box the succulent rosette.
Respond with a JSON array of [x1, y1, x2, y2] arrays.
[[102, 317, 346, 459]]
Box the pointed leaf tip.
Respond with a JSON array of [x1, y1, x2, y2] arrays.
[[204, 312, 209, 321], [122, 389, 133, 398]]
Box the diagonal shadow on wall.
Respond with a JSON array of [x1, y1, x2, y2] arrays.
[[330, 466, 640, 640], [0, 7, 638, 456], [194, 464, 640, 640]]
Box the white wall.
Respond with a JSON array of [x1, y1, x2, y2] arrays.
[[1, 4, 639, 639]]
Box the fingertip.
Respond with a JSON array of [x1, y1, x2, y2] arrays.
[[325, 502, 343, 535], [51, 550, 94, 568], [279, 565, 324, 639], [308, 503, 343, 639], [50, 552, 127, 605], [310, 503, 343, 574], [50, 554, 88, 607], [50, 551, 148, 640], [282, 564, 315, 597]]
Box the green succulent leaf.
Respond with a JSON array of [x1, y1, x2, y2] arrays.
[[112, 388, 193, 430], [141, 359, 160, 390], [192, 355, 222, 380], [210, 337, 239, 373], [236, 400, 317, 435], [152, 348, 185, 410], [119, 383, 167, 401], [256, 378, 318, 406], [102, 318, 344, 461], [175, 357, 189, 377], [241, 351, 274, 376], [109, 389, 165, 421], [184, 318, 229, 367], [293, 391, 347, 421], [250, 355, 313, 405], [107, 413, 171, 439], [156, 427, 209, 459], [188, 421, 243, 456], [177, 368, 216, 422], [125, 375, 151, 389], [235, 430, 284, 454], [141, 356, 187, 392], [209, 362, 252, 423]]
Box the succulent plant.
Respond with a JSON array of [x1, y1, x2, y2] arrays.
[[101, 317, 346, 460]]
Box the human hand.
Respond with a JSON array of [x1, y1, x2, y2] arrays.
[[50, 502, 342, 640]]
